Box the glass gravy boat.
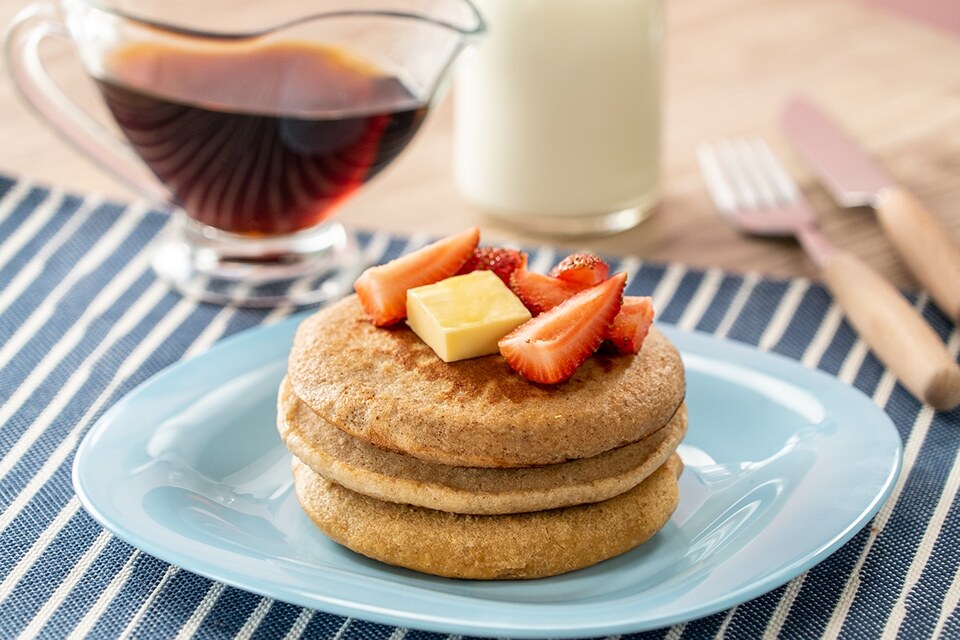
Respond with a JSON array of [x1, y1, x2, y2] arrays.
[[6, 0, 485, 306]]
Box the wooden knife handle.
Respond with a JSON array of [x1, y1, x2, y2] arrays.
[[821, 249, 960, 410], [875, 186, 960, 323]]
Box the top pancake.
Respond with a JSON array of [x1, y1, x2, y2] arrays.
[[288, 295, 686, 467]]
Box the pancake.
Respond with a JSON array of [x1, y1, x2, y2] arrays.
[[288, 295, 686, 467], [292, 454, 683, 580], [279, 375, 687, 514]]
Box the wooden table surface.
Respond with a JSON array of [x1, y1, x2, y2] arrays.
[[1, 0, 958, 290]]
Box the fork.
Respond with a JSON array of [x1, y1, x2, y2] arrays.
[[698, 138, 960, 410]]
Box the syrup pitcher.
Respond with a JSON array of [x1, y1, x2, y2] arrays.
[[5, 0, 485, 306]]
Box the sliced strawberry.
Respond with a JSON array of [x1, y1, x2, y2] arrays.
[[354, 227, 480, 326], [456, 246, 528, 285], [499, 273, 626, 384], [606, 296, 655, 354], [510, 269, 653, 353], [548, 252, 610, 286], [509, 269, 589, 315]]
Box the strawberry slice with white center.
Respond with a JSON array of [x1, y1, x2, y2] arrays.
[[606, 296, 655, 354], [499, 272, 626, 384], [354, 227, 480, 326]]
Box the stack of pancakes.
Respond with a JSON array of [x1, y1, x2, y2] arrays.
[[279, 295, 687, 579]]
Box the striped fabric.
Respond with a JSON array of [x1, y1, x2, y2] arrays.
[[0, 173, 958, 640]]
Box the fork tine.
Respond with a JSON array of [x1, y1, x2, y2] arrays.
[[696, 142, 739, 214], [700, 138, 779, 212], [732, 138, 778, 207], [751, 138, 801, 203], [714, 139, 761, 210]]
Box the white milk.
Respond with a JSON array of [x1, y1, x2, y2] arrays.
[[453, 0, 662, 235]]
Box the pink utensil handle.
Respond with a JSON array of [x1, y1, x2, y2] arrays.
[[821, 249, 960, 410], [875, 186, 960, 323], [4, 2, 168, 201]]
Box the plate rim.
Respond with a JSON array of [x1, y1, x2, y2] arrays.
[[72, 316, 903, 637]]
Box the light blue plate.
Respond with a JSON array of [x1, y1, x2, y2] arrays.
[[73, 315, 902, 638]]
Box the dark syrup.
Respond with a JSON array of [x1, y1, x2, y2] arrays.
[[97, 42, 428, 235]]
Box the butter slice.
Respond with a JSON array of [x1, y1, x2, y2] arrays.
[[407, 271, 532, 362]]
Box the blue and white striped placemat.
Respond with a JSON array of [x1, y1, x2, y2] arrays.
[[1, 173, 959, 639]]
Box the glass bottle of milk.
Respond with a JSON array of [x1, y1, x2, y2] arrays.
[[453, 0, 662, 236]]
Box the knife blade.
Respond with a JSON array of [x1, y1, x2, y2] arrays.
[[782, 96, 960, 322]]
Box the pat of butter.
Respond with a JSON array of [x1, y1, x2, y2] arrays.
[[407, 271, 532, 362]]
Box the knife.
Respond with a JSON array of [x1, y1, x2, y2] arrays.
[[782, 97, 960, 322]]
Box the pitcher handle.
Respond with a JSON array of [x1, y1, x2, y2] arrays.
[[5, 1, 169, 201]]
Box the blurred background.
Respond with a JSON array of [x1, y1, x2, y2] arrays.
[[1, 0, 958, 287]]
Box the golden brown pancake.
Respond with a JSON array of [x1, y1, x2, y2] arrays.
[[279, 375, 687, 514], [292, 454, 683, 580], [288, 295, 685, 467]]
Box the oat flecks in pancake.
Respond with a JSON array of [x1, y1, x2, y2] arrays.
[[279, 375, 687, 514], [292, 454, 682, 580], [287, 295, 686, 467]]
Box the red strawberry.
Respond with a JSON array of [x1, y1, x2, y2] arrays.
[[354, 227, 480, 326], [509, 269, 589, 315], [456, 246, 528, 285], [606, 296, 655, 354], [499, 273, 626, 384], [549, 252, 610, 286]]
